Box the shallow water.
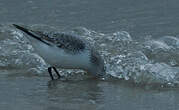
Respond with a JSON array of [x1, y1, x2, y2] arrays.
[[1, 76, 179, 110], [0, 0, 179, 110]]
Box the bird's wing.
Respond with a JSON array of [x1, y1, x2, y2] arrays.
[[38, 32, 86, 53], [13, 24, 86, 53]]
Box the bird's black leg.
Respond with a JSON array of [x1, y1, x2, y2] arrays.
[[48, 67, 54, 80], [52, 67, 61, 78]]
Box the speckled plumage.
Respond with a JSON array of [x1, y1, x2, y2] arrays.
[[32, 31, 87, 54]]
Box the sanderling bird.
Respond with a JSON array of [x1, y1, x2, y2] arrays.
[[13, 24, 106, 80]]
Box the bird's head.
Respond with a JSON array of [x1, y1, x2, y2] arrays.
[[87, 49, 106, 78]]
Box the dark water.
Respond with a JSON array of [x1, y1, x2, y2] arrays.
[[1, 0, 179, 37], [0, 0, 179, 110]]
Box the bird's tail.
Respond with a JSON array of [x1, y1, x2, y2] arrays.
[[13, 24, 51, 45]]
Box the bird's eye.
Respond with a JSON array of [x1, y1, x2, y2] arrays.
[[104, 66, 106, 71]]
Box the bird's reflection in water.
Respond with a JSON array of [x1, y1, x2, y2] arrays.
[[46, 78, 104, 110]]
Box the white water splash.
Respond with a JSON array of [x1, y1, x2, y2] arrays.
[[0, 24, 179, 87]]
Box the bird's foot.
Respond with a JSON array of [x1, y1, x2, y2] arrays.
[[48, 67, 61, 80]]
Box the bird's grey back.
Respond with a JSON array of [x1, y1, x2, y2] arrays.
[[33, 31, 87, 54]]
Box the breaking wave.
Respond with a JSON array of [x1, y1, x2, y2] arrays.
[[1, 24, 179, 87]]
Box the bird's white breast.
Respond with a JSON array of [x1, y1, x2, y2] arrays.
[[31, 39, 91, 70]]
